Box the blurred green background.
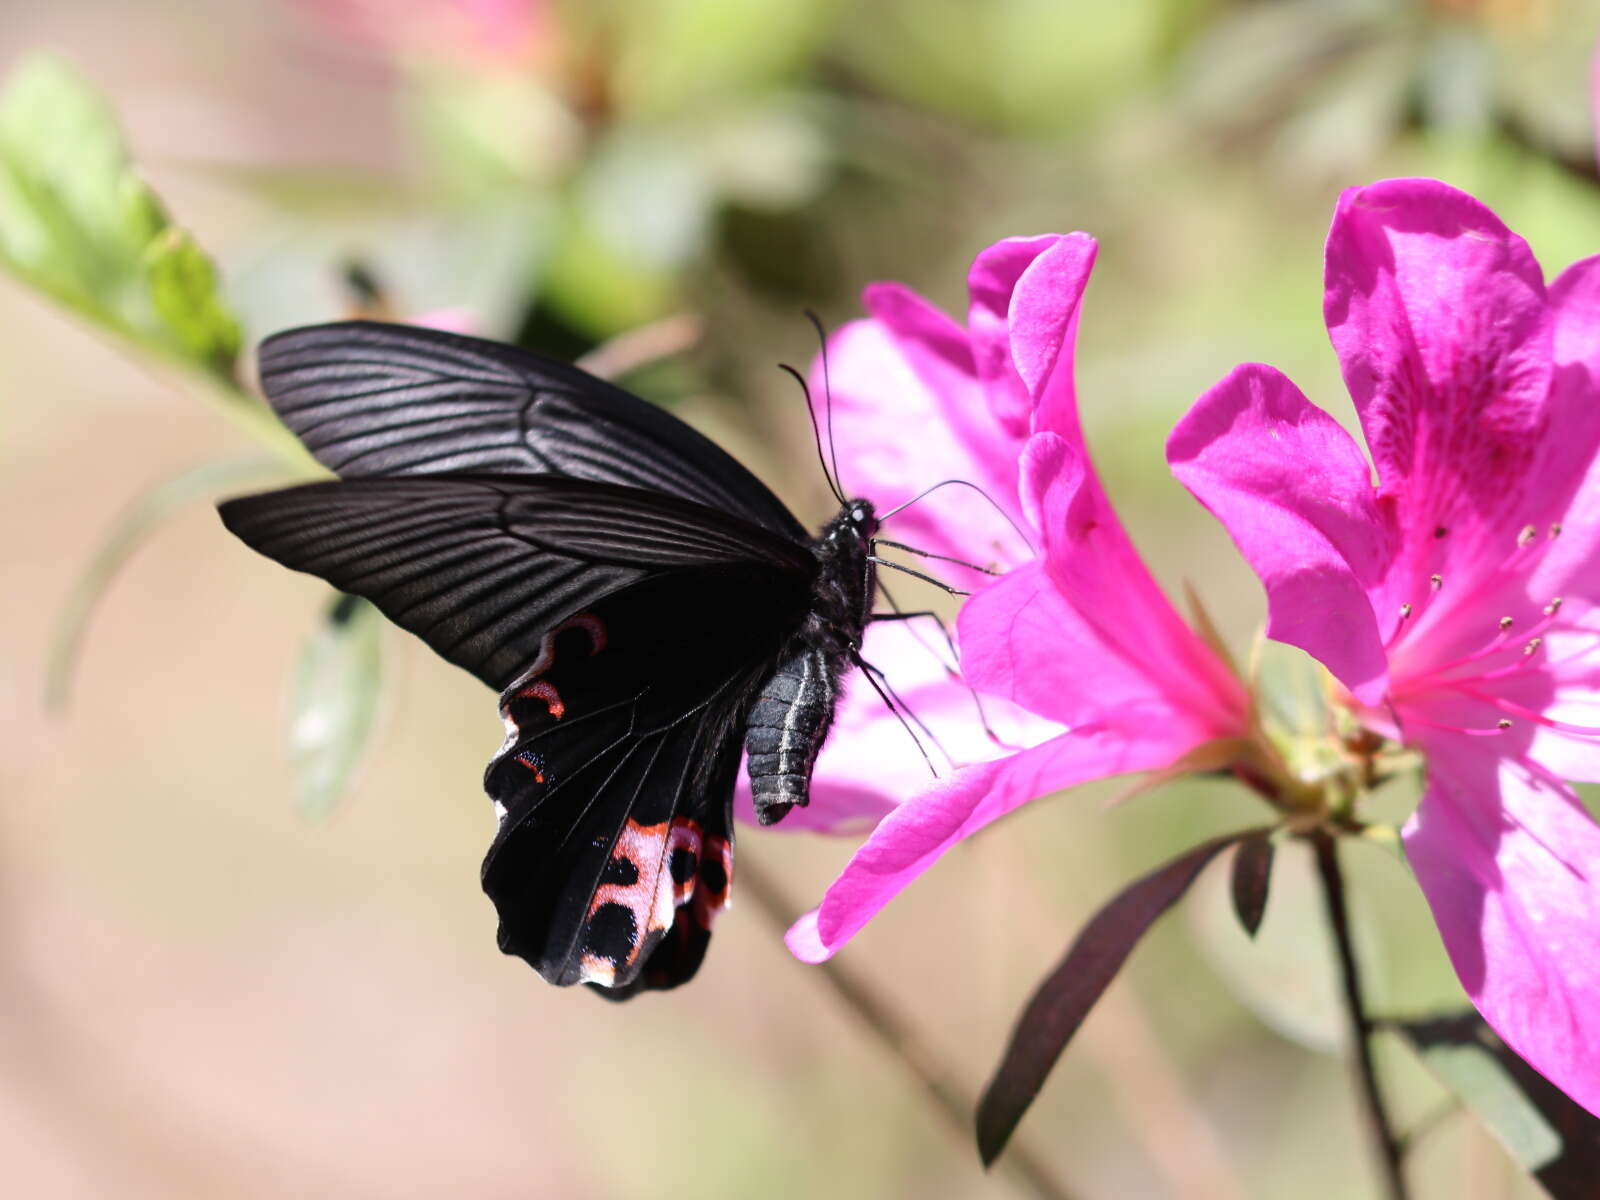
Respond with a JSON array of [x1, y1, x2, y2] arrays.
[[3, 0, 1596, 1196]]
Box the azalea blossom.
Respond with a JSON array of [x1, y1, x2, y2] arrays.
[[1167, 177, 1600, 1116], [785, 234, 1253, 962], [732, 242, 1073, 836], [292, 0, 550, 69]]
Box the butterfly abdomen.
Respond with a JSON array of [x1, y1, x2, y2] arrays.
[[745, 644, 840, 825]]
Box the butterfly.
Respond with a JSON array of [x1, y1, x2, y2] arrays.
[[218, 321, 897, 999]]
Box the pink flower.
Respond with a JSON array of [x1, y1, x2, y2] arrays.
[[1167, 177, 1600, 1116], [292, 0, 549, 70], [733, 241, 1076, 837], [786, 235, 1252, 962]]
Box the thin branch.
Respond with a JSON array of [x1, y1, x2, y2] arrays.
[[1310, 832, 1409, 1200], [737, 861, 1079, 1200], [575, 312, 703, 381], [1492, 108, 1600, 191]]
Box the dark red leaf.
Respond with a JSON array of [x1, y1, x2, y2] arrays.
[[1229, 832, 1275, 938], [1388, 1011, 1600, 1197], [976, 828, 1265, 1166]]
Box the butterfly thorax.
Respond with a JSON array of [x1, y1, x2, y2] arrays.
[[744, 499, 878, 826]]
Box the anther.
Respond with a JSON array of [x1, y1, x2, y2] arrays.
[[1497, 719, 1513, 730], [1429, 574, 1442, 591], [1524, 637, 1543, 656], [1551, 522, 1563, 538], [1399, 603, 1413, 620], [1499, 616, 1514, 631], [1518, 525, 1538, 547], [1546, 597, 1564, 616]]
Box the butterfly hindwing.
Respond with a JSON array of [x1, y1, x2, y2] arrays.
[[256, 321, 809, 541], [482, 569, 798, 993], [221, 472, 816, 995]]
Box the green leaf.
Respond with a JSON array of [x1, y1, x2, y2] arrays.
[[289, 593, 385, 823], [46, 457, 284, 710], [143, 225, 242, 379], [0, 53, 241, 382], [1388, 1011, 1600, 1197]]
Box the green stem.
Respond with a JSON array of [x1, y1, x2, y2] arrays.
[[1310, 831, 1409, 1200]]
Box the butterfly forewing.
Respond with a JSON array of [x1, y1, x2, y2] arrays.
[[257, 321, 808, 542], [219, 474, 814, 690]]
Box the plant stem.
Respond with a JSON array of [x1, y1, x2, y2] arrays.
[[737, 862, 1079, 1200], [1310, 831, 1409, 1200]]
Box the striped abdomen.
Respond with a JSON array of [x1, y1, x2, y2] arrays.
[[744, 645, 838, 825]]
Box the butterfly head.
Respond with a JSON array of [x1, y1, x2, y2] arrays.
[[841, 499, 879, 544]]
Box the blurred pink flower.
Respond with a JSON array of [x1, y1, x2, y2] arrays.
[[1168, 177, 1600, 1115], [1593, 34, 1600, 170], [409, 307, 478, 335], [291, 0, 549, 69], [786, 235, 1251, 962]]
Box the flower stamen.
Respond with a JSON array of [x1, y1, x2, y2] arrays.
[[1446, 686, 1600, 738], [1401, 711, 1512, 737]]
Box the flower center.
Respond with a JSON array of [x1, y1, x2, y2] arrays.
[[1383, 520, 1600, 739]]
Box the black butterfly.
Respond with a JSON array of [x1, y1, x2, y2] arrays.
[[218, 321, 893, 999]]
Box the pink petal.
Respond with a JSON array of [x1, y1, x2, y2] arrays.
[[1022, 431, 1250, 726], [956, 558, 1181, 731], [1167, 363, 1393, 704], [1523, 256, 1600, 604], [816, 315, 1027, 585], [966, 235, 1072, 440], [1323, 179, 1553, 596], [786, 724, 1202, 962], [734, 622, 1058, 833], [1009, 235, 1099, 441], [1405, 743, 1600, 1117]]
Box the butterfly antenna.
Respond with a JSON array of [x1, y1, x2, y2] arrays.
[[804, 310, 847, 499], [881, 478, 1036, 556], [777, 362, 847, 506], [852, 654, 946, 778]]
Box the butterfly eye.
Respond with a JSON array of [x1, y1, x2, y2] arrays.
[[851, 505, 866, 523]]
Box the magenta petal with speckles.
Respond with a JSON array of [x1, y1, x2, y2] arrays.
[[1170, 177, 1600, 1116]]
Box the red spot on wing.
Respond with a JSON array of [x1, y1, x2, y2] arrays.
[[692, 834, 733, 929], [578, 816, 711, 986], [518, 680, 565, 719]]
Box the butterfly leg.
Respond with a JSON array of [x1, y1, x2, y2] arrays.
[[850, 654, 943, 779], [868, 585, 1010, 750]]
